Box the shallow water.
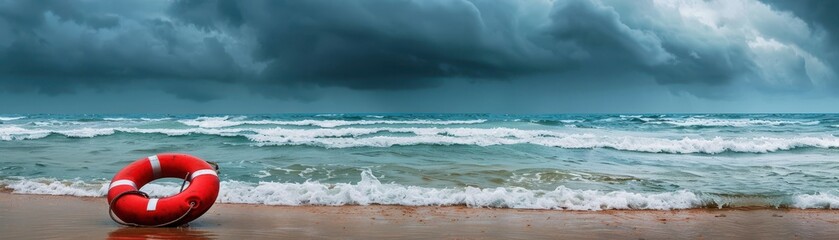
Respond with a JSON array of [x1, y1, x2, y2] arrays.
[[1, 113, 838, 209]]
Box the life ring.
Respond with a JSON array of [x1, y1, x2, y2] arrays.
[[107, 153, 220, 227]]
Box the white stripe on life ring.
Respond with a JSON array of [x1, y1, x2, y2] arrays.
[[147, 198, 159, 211], [148, 155, 161, 178], [109, 179, 136, 190], [190, 169, 218, 180]]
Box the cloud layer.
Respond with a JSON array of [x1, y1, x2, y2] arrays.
[[0, 0, 836, 103]]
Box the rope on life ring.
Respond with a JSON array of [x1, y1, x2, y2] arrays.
[[108, 190, 196, 227]]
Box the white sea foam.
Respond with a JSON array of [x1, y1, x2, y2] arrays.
[[792, 193, 839, 209], [103, 117, 172, 121], [177, 116, 487, 128], [4, 179, 107, 197], [177, 116, 247, 128], [0, 172, 702, 210], [6, 173, 839, 210], [648, 118, 820, 127], [1, 179, 185, 198], [32, 120, 85, 126], [217, 171, 702, 210], [60, 128, 117, 138], [0, 116, 25, 121], [0, 126, 242, 140], [0, 126, 51, 140], [103, 117, 134, 121], [3, 126, 839, 154], [247, 127, 839, 153]]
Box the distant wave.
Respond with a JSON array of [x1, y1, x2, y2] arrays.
[[639, 117, 820, 127], [2, 126, 838, 154], [103, 117, 172, 122], [529, 119, 583, 126], [177, 116, 488, 128], [0, 126, 244, 140], [7, 115, 828, 129], [31, 120, 86, 126], [4, 172, 838, 210], [247, 128, 839, 153], [0, 116, 25, 121]]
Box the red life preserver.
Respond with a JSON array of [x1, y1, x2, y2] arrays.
[[107, 153, 220, 227]]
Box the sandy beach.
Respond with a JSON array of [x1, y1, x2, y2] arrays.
[[1, 192, 837, 239]]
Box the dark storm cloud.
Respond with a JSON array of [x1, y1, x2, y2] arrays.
[[761, 0, 839, 40], [169, 0, 837, 98], [0, 0, 835, 103], [170, 0, 670, 92], [0, 0, 119, 30], [761, 0, 839, 76], [173, 0, 568, 91], [0, 0, 245, 100]]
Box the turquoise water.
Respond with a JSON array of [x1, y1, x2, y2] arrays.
[[1, 114, 838, 210]]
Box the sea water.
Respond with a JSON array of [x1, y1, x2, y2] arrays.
[[1, 113, 838, 210]]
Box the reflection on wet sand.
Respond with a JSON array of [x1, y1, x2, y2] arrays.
[[107, 227, 215, 240]]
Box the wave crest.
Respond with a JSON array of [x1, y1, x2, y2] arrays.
[[177, 116, 487, 128], [643, 117, 820, 127], [793, 193, 839, 209], [3, 126, 838, 154], [1, 172, 700, 210], [0, 116, 26, 121], [5, 172, 837, 210]]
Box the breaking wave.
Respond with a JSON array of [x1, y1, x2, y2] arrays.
[[0, 116, 26, 121], [4, 171, 837, 210], [639, 117, 820, 127], [0, 172, 700, 210], [2, 126, 838, 154], [177, 116, 487, 128]]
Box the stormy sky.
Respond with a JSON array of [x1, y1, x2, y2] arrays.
[[0, 0, 837, 113]]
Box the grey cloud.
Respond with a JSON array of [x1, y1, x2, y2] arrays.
[[0, 0, 119, 30], [169, 0, 662, 96], [201, 0, 559, 90], [761, 0, 839, 40], [542, 0, 753, 95], [547, 0, 673, 67], [169, 0, 243, 29], [0, 0, 835, 104], [761, 0, 839, 77], [172, 0, 832, 97], [0, 0, 245, 100]]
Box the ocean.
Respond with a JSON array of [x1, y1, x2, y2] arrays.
[[1, 113, 838, 210]]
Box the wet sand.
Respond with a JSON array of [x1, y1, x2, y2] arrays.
[[1, 193, 838, 239]]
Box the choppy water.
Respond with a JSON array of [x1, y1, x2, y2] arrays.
[[1, 113, 839, 210]]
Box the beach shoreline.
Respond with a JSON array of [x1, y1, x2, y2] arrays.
[[2, 192, 838, 239]]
